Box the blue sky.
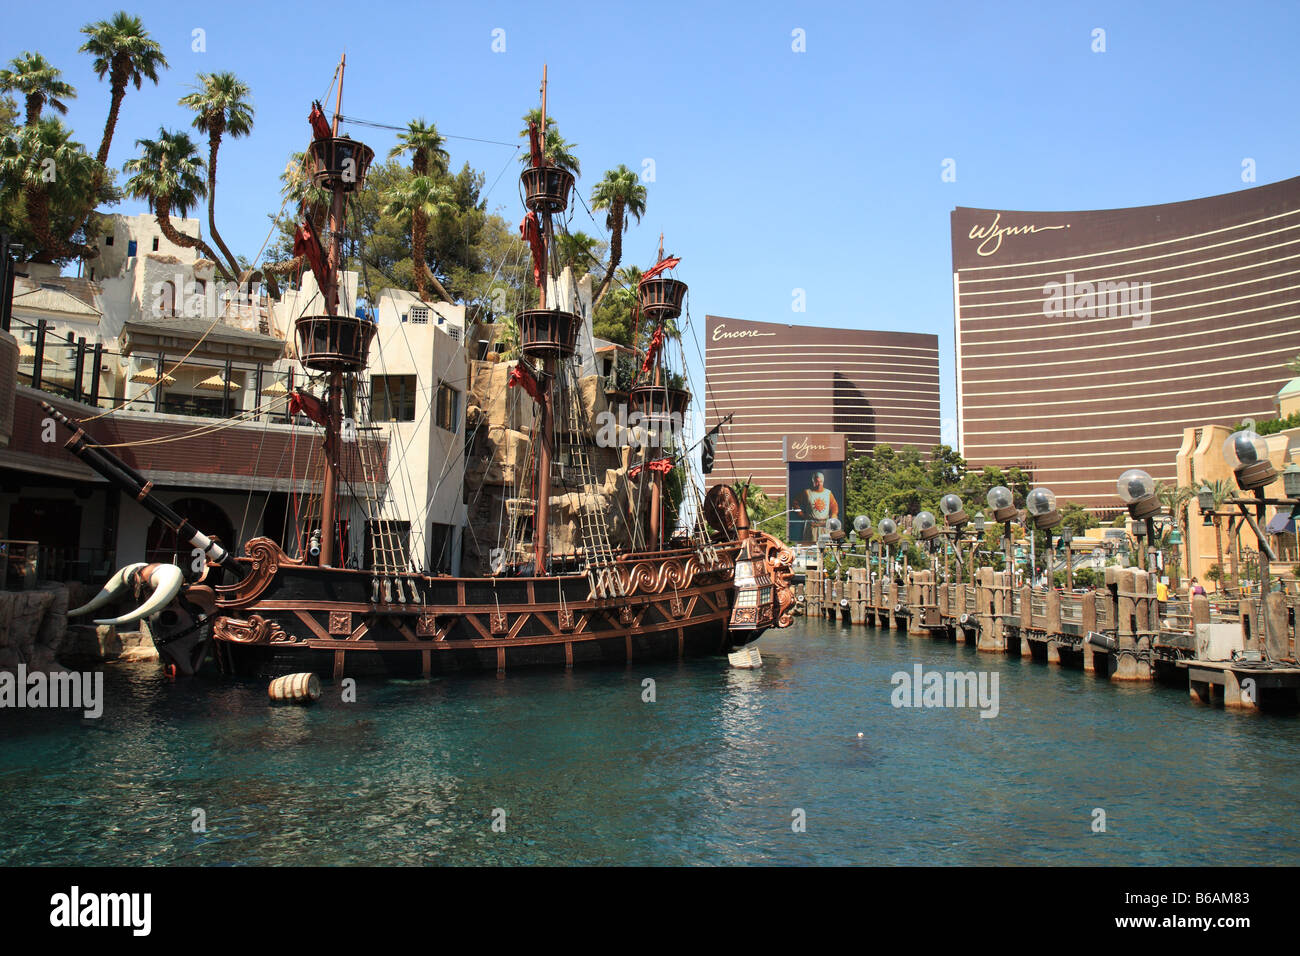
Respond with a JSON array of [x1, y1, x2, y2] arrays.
[[7, 0, 1300, 444]]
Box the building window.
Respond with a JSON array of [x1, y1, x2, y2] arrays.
[[127, 239, 137, 257], [408, 307, 429, 324], [104, 235, 114, 246], [151, 236, 159, 252], [371, 374, 417, 422], [435, 381, 459, 432], [428, 521, 455, 573]]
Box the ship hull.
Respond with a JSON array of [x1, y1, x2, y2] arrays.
[[199, 537, 777, 680]]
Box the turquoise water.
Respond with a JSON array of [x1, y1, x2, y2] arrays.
[[2, 618, 1298, 865]]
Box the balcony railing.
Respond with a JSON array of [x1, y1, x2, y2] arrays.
[[12, 315, 301, 424]]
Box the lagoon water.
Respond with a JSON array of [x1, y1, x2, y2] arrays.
[[2, 618, 1298, 865]]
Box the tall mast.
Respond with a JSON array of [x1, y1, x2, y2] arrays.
[[320, 51, 348, 567], [534, 65, 553, 573]]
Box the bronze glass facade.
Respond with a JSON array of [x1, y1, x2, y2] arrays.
[[952, 176, 1300, 507], [704, 315, 940, 493]]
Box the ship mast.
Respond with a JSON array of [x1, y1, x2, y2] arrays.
[[320, 52, 347, 567], [294, 52, 376, 569], [534, 66, 553, 574], [515, 65, 579, 577]]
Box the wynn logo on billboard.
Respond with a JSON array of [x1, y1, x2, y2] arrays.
[[784, 434, 846, 544]]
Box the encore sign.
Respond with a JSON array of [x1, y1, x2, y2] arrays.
[[783, 434, 846, 462]]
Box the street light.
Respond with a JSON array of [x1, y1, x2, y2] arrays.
[[939, 493, 967, 526], [1224, 428, 1275, 491], [1283, 463, 1300, 501], [879, 517, 900, 581], [1060, 525, 1074, 590], [987, 486, 1018, 576], [1026, 486, 1061, 586], [1117, 468, 1161, 572], [986, 486, 1017, 522]]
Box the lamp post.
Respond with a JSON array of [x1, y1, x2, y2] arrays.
[[939, 493, 969, 584], [1116, 468, 1161, 572], [1026, 486, 1061, 588], [852, 514, 873, 570], [987, 485, 1018, 577], [1060, 525, 1074, 591], [879, 517, 899, 584], [1224, 427, 1279, 656], [971, 510, 987, 575]]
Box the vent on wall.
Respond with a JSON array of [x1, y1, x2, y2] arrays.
[[409, 306, 429, 324]]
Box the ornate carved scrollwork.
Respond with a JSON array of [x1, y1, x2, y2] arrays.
[[214, 537, 301, 609], [213, 613, 294, 645], [752, 531, 798, 627]]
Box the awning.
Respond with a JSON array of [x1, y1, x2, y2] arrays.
[[260, 379, 288, 396], [129, 366, 175, 385], [196, 373, 241, 392], [1266, 513, 1296, 535]]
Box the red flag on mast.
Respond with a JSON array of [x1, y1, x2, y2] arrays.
[[519, 211, 546, 288], [508, 362, 544, 405]]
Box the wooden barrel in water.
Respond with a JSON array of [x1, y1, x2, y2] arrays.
[[268, 672, 321, 704]]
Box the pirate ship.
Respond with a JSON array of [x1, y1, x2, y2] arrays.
[[45, 66, 798, 680]]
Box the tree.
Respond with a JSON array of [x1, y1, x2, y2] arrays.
[[590, 165, 647, 309], [1059, 500, 1098, 537], [1154, 480, 1194, 585], [390, 118, 448, 177], [122, 128, 227, 274], [0, 118, 110, 263], [556, 230, 602, 277], [518, 109, 579, 175], [381, 175, 457, 302], [79, 12, 167, 167], [1203, 478, 1235, 594], [179, 71, 253, 284], [0, 52, 75, 127]]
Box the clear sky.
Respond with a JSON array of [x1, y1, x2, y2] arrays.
[[7, 0, 1300, 446]]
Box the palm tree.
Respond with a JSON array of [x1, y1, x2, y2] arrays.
[[617, 264, 644, 289], [390, 118, 449, 176], [80, 13, 167, 167], [0, 52, 76, 127], [518, 109, 580, 175], [590, 165, 647, 309], [179, 72, 253, 283], [1155, 481, 1194, 587], [122, 128, 228, 277], [1202, 479, 1237, 595], [0, 119, 101, 262], [556, 230, 600, 276], [382, 175, 458, 303]]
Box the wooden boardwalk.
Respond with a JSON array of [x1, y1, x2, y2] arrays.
[[800, 565, 1300, 711]]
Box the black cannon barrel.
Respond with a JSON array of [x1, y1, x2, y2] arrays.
[[41, 401, 246, 580]]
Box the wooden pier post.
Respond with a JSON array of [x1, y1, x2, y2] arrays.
[[1266, 591, 1289, 663], [1114, 568, 1153, 681], [976, 568, 1005, 653], [1082, 590, 1098, 673], [1019, 584, 1033, 657], [907, 570, 930, 636], [1046, 587, 1062, 664], [849, 567, 866, 625]]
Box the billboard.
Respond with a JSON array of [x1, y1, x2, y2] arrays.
[[784, 434, 846, 545]]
